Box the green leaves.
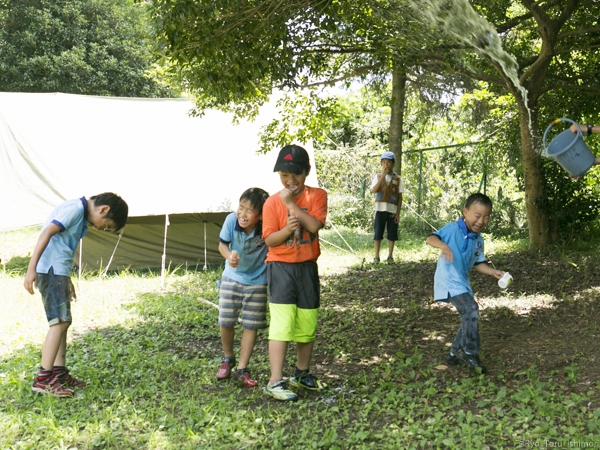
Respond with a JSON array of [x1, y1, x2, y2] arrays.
[[0, 0, 173, 97]]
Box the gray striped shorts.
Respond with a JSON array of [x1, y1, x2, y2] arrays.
[[217, 276, 268, 329]]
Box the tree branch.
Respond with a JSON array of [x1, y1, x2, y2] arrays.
[[418, 58, 505, 88], [558, 26, 600, 39], [299, 61, 384, 87], [540, 77, 600, 96]]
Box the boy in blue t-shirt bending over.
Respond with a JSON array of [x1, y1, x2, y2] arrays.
[[426, 193, 507, 373], [215, 187, 270, 387], [24, 193, 128, 397]]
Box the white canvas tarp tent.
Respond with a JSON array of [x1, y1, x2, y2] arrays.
[[0, 92, 318, 272]]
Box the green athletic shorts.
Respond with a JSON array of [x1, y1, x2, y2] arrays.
[[267, 261, 320, 342], [268, 303, 318, 342]]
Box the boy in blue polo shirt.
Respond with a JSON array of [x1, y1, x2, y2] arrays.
[[215, 187, 270, 387], [426, 193, 506, 373], [24, 193, 128, 397]]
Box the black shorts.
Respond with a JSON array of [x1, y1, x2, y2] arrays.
[[267, 261, 320, 309], [373, 211, 398, 241]]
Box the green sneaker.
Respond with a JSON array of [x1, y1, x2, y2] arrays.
[[263, 379, 298, 401], [289, 370, 327, 391]]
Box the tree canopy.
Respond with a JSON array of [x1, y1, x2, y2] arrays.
[[0, 0, 173, 97], [148, 0, 423, 113], [149, 0, 600, 246], [412, 0, 600, 247]]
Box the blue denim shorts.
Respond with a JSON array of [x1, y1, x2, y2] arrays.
[[38, 267, 73, 325]]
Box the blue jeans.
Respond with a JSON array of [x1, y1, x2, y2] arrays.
[[447, 292, 480, 355]]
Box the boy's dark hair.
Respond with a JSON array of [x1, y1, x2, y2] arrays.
[[90, 192, 129, 231], [465, 193, 493, 210], [240, 188, 269, 215]]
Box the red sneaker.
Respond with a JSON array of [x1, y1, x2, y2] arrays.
[[216, 357, 235, 380], [57, 370, 88, 389], [32, 378, 74, 397], [232, 369, 258, 387]]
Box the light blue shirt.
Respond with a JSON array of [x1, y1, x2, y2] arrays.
[[219, 212, 267, 285], [432, 217, 487, 301], [37, 197, 88, 276]]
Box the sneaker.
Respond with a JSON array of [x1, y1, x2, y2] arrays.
[[232, 368, 258, 387], [263, 379, 298, 401], [216, 356, 236, 380], [32, 378, 74, 397], [386, 256, 394, 264], [289, 370, 327, 391], [56, 369, 87, 389], [373, 256, 380, 264], [455, 348, 487, 373]]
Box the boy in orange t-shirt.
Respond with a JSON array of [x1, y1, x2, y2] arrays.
[[262, 145, 328, 401]]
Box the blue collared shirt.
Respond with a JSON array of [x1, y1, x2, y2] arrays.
[[431, 217, 487, 301], [37, 197, 88, 276], [219, 212, 267, 285]]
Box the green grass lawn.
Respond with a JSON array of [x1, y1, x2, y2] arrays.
[[1, 227, 599, 449]]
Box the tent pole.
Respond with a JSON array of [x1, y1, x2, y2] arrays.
[[325, 217, 355, 253], [203, 220, 208, 271], [102, 230, 125, 277], [161, 214, 169, 288]]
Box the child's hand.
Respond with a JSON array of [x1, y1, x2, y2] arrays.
[[279, 188, 294, 206], [23, 270, 37, 295], [229, 250, 240, 268], [439, 244, 454, 262], [286, 214, 299, 234], [493, 270, 504, 280], [569, 123, 583, 134]]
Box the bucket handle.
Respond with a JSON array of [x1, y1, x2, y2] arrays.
[[543, 117, 581, 152]]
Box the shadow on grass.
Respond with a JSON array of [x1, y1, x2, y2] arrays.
[[1, 247, 600, 448], [317, 248, 600, 388]]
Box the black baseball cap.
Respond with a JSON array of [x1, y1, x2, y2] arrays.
[[273, 145, 310, 175]]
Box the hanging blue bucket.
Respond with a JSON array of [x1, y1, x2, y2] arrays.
[[543, 118, 594, 177]]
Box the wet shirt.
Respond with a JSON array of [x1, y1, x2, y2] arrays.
[[219, 212, 268, 285], [37, 197, 88, 276], [431, 217, 487, 301], [263, 186, 327, 264]]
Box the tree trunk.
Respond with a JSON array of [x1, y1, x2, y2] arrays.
[[389, 62, 407, 174], [520, 106, 549, 249]]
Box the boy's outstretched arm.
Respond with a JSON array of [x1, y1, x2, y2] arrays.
[[24, 223, 61, 295], [426, 234, 453, 262], [473, 262, 504, 280]]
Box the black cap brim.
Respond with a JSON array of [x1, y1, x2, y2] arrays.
[[273, 162, 306, 175]]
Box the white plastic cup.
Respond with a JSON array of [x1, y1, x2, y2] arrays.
[[498, 272, 513, 289]]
